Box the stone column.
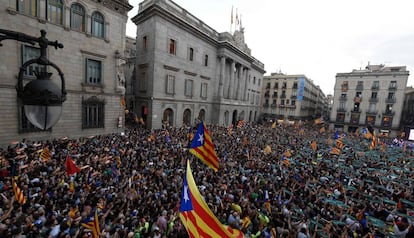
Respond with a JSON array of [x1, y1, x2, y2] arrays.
[[219, 56, 226, 98], [235, 64, 242, 100], [240, 67, 246, 100], [228, 60, 235, 99], [244, 68, 250, 101]]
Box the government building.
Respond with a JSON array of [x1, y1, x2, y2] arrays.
[[330, 64, 409, 137], [0, 0, 132, 147], [130, 0, 265, 129], [261, 72, 328, 122]]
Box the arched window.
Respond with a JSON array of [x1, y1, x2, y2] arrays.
[[91, 11, 105, 38], [183, 109, 191, 126], [70, 3, 85, 32], [18, 0, 38, 16], [163, 108, 174, 126], [48, 0, 63, 25], [198, 109, 205, 121]]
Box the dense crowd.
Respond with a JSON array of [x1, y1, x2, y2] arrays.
[[0, 121, 413, 238]]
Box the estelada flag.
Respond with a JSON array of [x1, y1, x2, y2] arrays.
[[179, 160, 244, 238], [189, 122, 220, 172], [40, 147, 51, 162], [284, 150, 292, 158], [66, 155, 80, 176], [12, 178, 26, 205]]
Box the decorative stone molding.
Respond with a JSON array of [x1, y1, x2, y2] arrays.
[[163, 65, 180, 72], [184, 70, 197, 76], [200, 75, 210, 80], [91, 0, 133, 16]]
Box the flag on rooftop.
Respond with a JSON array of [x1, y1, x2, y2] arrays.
[[189, 122, 220, 172], [179, 160, 244, 238]]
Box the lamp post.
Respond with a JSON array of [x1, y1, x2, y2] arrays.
[[0, 29, 66, 130]]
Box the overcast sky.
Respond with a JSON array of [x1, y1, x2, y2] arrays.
[[126, 0, 414, 95]]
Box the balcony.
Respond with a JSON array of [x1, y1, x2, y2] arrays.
[[337, 108, 346, 112], [264, 93, 270, 98], [354, 97, 362, 103], [356, 85, 364, 90], [388, 86, 397, 91], [271, 104, 277, 108], [280, 94, 286, 99], [366, 110, 377, 115], [265, 85, 270, 89], [352, 109, 361, 113], [371, 85, 379, 90], [272, 93, 278, 97], [339, 96, 347, 101], [386, 98, 396, 104], [291, 95, 297, 99], [383, 110, 395, 116], [263, 103, 269, 108], [279, 104, 286, 108], [368, 97, 378, 103]]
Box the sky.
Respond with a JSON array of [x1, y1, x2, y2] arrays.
[[126, 0, 414, 95]]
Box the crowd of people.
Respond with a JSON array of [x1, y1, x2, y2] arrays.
[[0, 121, 413, 238]]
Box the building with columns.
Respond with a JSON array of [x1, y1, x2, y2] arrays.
[[330, 64, 409, 137], [0, 0, 132, 147], [131, 0, 265, 129], [261, 72, 327, 122]]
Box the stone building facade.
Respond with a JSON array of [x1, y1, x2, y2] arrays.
[[0, 0, 132, 147], [330, 64, 409, 137], [131, 0, 265, 129], [261, 73, 327, 121]]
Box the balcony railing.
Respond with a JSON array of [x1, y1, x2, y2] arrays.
[[388, 86, 397, 91], [356, 85, 364, 90], [368, 98, 378, 103], [337, 108, 346, 112], [371, 85, 379, 90], [264, 93, 270, 98], [263, 103, 269, 108], [366, 110, 377, 115], [383, 110, 395, 116], [272, 93, 278, 97], [280, 94, 286, 99], [386, 98, 396, 104], [339, 96, 347, 101], [291, 95, 297, 99]]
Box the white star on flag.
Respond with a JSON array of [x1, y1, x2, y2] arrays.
[[183, 185, 190, 202], [197, 134, 204, 145]]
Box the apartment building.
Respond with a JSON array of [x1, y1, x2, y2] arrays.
[[261, 73, 327, 122], [330, 64, 409, 137]]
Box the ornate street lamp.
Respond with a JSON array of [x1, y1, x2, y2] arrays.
[[0, 29, 66, 130]]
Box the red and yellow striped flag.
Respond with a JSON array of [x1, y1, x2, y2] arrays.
[[40, 147, 51, 161], [81, 210, 101, 238], [12, 179, 26, 205], [179, 160, 244, 238], [189, 122, 220, 172], [284, 150, 292, 158], [336, 139, 344, 150], [330, 147, 341, 155]]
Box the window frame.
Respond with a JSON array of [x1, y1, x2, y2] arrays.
[[200, 82, 208, 99], [91, 11, 105, 38], [184, 79, 193, 97], [204, 54, 208, 66], [166, 75, 175, 95], [169, 39, 176, 55], [85, 58, 103, 85], [18, 0, 38, 17], [70, 3, 85, 32], [47, 0, 63, 25], [142, 36, 147, 50], [82, 98, 105, 129], [21, 45, 46, 77]]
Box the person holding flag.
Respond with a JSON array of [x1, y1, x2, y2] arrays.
[[189, 122, 220, 172]]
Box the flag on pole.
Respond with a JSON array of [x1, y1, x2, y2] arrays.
[[281, 156, 290, 166], [231, 6, 234, 24], [370, 134, 377, 150], [271, 121, 276, 129], [179, 160, 244, 238], [330, 147, 341, 155], [336, 139, 344, 150], [189, 122, 220, 172], [66, 155, 80, 176], [12, 178, 26, 205], [40, 147, 52, 161], [81, 210, 101, 238]]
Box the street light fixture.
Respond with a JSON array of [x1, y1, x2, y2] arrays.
[[0, 29, 66, 130]]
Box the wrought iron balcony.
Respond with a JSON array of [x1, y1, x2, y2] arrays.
[[386, 98, 396, 104], [368, 98, 378, 103], [337, 108, 346, 112]]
